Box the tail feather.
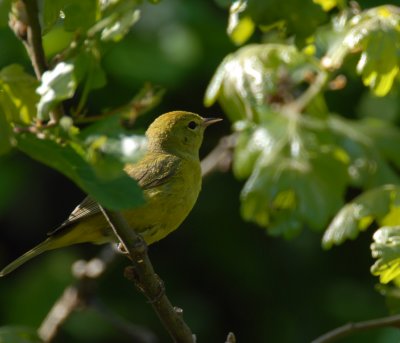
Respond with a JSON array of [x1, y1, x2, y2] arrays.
[[0, 239, 52, 277]]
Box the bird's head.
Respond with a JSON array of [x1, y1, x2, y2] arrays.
[[146, 111, 221, 159]]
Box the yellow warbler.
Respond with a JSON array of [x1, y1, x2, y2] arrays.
[[0, 111, 221, 276]]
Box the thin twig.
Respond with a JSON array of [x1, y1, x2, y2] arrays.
[[312, 314, 400, 343], [38, 246, 118, 342], [91, 298, 158, 343], [21, 0, 47, 79], [201, 134, 236, 178], [11, 0, 63, 124], [283, 71, 328, 114], [38, 285, 80, 342], [99, 207, 195, 343]]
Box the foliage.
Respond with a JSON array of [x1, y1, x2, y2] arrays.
[[0, 0, 161, 210], [205, 0, 400, 310]]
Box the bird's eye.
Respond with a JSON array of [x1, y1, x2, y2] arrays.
[[187, 121, 197, 130]]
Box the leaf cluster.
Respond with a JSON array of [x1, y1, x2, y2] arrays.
[[0, 0, 163, 210], [205, 2, 400, 287]]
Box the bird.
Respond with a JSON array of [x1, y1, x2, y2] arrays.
[[0, 111, 221, 276]]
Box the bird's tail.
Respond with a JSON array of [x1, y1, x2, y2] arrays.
[[0, 238, 53, 277]]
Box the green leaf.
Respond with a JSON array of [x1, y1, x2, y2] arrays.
[[323, 5, 400, 96], [0, 0, 12, 27], [313, 0, 338, 11], [81, 113, 147, 164], [0, 108, 13, 155], [43, 0, 98, 33], [371, 226, 400, 284], [88, 0, 141, 42], [73, 50, 107, 91], [37, 62, 77, 120], [357, 30, 400, 96], [227, 1, 255, 46], [17, 133, 144, 211], [0, 326, 41, 343], [322, 185, 400, 249], [0, 65, 39, 124], [246, 0, 326, 44], [237, 110, 349, 235], [204, 44, 319, 122]]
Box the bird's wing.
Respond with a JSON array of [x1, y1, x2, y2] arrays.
[[47, 196, 101, 235], [49, 154, 181, 235], [125, 154, 181, 190]]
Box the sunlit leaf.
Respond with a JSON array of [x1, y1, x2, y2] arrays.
[[313, 0, 337, 11], [0, 326, 41, 343], [323, 5, 400, 96], [89, 0, 141, 42], [237, 109, 349, 235], [81, 113, 147, 165], [37, 62, 76, 120], [371, 226, 400, 284], [204, 44, 319, 122], [227, 0, 255, 45], [17, 133, 143, 210], [323, 185, 400, 249], [0, 65, 39, 125]]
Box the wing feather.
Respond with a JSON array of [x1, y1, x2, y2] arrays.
[[49, 153, 180, 235]]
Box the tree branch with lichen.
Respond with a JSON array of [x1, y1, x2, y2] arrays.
[[99, 207, 196, 343]]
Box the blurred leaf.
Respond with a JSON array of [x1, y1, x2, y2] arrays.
[[101, 8, 140, 41], [74, 50, 106, 91], [246, 0, 326, 44], [204, 43, 319, 122], [371, 226, 400, 284], [37, 62, 76, 120], [313, 0, 338, 11], [43, 0, 98, 33], [89, 0, 141, 42], [323, 185, 400, 249], [0, 65, 39, 125], [237, 110, 348, 236], [42, 0, 66, 33], [357, 90, 400, 123], [356, 118, 400, 170], [17, 133, 143, 210], [357, 30, 400, 96], [0, 108, 12, 155], [81, 114, 147, 165], [329, 115, 400, 188], [0, 326, 41, 343], [227, 0, 255, 46], [323, 5, 400, 96], [0, 0, 12, 27]]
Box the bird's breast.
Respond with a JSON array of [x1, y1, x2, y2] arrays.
[[124, 158, 202, 244]]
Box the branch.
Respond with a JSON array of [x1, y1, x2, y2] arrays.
[[38, 246, 118, 342], [201, 134, 236, 178], [312, 314, 400, 343], [99, 207, 195, 343], [10, 0, 62, 124], [22, 0, 48, 78], [283, 71, 328, 114]]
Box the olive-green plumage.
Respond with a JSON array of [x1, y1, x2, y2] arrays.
[[0, 111, 221, 276]]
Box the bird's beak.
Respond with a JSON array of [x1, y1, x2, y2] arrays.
[[202, 117, 223, 127]]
